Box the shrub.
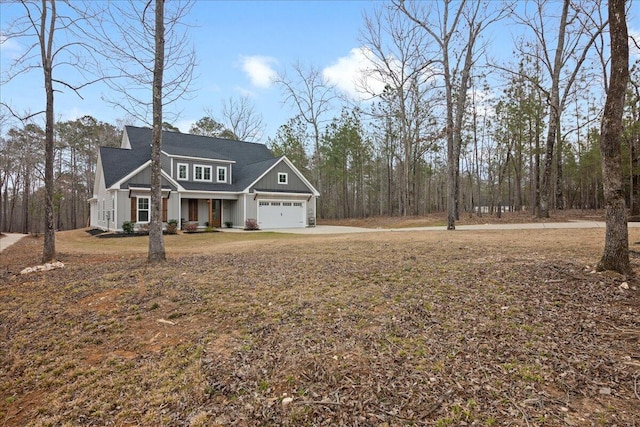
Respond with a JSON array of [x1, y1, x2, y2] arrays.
[[184, 222, 199, 233], [166, 219, 178, 235], [122, 221, 134, 234], [137, 223, 149, 235], [224, 221, 233, 228], [244, 218, 259, 230]]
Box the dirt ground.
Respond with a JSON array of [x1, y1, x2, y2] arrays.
[[1, 212, 639, 426]]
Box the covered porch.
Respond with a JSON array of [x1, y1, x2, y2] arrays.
[[180, 198, 227, 229]]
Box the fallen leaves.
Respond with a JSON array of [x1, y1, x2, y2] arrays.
[[0, 228, 639, 426]]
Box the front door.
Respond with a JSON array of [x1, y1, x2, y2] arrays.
[[188, 199, 198, 222], [209, 199, 222, 228]]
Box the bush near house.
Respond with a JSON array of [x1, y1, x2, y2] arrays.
[[166, 219, 178, 235], [137, 223, 149, 235], [244, 218, 259, 230], [183, 222, 199, 233], [121, 221, 134, 234]]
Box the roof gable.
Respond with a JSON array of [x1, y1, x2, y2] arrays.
[[100, 126, 309, 194], [100, 145, 150, 188], [125, 126, 273, 165]]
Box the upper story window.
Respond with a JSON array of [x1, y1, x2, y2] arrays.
[[194, 165, 212, 182], [217, 166, 227, 183], [278, 172, 288, 185], [177, 163, 188, 180]]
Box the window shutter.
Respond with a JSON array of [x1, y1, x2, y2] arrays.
[[131, 197, 137, 221], [162, 198, 168, 222]]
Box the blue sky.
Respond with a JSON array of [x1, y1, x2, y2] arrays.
[[0, 1, 379, 139], [1, 1, 639, 141]]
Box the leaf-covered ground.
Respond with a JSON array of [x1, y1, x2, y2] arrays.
[[1, 224, 639, 426]]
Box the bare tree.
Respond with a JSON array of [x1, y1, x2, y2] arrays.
[[86, 0, 195, 262], [509, 0, 608, 218], [396, 0, 508, 229], [86, 0, 195, 125], [597, 0, 630, 274], [221, 96, 265, 142], [360, 4, 438, 217], [148, 0, 166, 263], [1, 0, 101, 261], [275, 62, 337, 216]]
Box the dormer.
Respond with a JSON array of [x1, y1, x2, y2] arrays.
[[164, 152, 235, 184]]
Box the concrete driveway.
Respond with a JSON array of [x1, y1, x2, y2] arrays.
[[0, 233, 27, 253], [259, 221, 640, 234]]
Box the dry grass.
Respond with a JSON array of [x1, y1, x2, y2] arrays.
[[319, 209, 606, 228], [1, 221, 639, 426]]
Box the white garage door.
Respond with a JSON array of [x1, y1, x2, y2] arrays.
[[258, 200, 305, 229]]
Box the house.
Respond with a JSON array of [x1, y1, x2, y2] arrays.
[[89, 126, 319, 231]]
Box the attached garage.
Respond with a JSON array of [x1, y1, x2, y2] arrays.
[[257, 200, 306, 229]]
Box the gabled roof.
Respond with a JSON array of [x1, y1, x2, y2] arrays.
[[125, 126, 272, 165], [100, 126, 308, 194], [100, 145, 150, 188], [233, 157, 280, 190]]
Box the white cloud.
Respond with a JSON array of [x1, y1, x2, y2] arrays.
[[0, 32, 22, 61], [175, 119, 196, 133], [323, 47, 388, 100], [0, 32, 21, 53], [240, 55, 278, 89]]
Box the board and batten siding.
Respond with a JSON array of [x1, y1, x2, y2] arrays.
[[250, 162, 310, 193], [121, 166, 177, 190], [245, 194, 258, 221], [234, 196, 246, 227], [223, 200, 235, 226]]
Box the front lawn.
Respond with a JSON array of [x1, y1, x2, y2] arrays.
[[1, 228, 638, 426]]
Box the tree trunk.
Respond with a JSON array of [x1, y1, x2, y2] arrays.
[[148, 0, 166, 263], [539, 0, 569, 219], [40, 0, 56, 261], [597, 0, 630, 274], [22, 169, 29, 234], [555, 125, 565, 210]]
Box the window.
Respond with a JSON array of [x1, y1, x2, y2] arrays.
[[282, 202, 292, 206], [177, 163, 188, 180], [259, 201, 270, 206], [271, 202, 281, 206], [217, 166, 227, 183], [293, 202, 303, 207], [194, 165, 212, 182], [278, 172, 288, 185], [138, 197, 150, 222], [111, 197, 115, 223]]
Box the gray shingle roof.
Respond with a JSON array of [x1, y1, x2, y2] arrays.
[[101, 145, 150, 188], [102, 126, 281, 192]]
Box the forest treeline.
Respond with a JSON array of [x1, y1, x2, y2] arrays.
[[1, 1, 639, 233]]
